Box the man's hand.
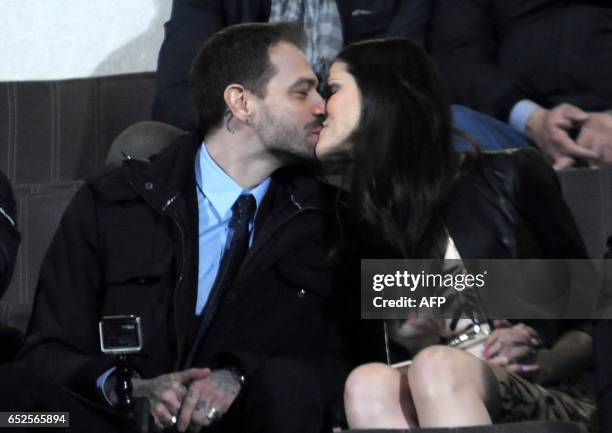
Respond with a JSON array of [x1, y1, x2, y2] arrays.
[[526, 103, 596, 170], [132, 368, 211, 431], [177, 369, 242, 432], [576, 112, 612, 164], [483, 320, 542, 378]]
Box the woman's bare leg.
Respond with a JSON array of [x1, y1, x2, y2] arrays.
[[344, 363, 418, 428], [407, 345, 500, 428]]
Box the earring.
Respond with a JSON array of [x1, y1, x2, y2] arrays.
[[225, 111, 235, 134]]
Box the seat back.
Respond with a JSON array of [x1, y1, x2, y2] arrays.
[[558, 166, 612, 259], [0, 181, 82, 332]]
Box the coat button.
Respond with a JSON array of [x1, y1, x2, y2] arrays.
[[297, 289, 306, 298], [227, 293, 236, 302], [144, 182, 154, 190]]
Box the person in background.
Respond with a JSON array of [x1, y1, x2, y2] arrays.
[[430, 0, 612, 169], [153, 0, 432, 131], [150, 0, 529, 154], [0, 171, 19, 300], [0, 171, 21, 365]]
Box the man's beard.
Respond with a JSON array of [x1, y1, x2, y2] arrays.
[[255, 106, 322, 163]]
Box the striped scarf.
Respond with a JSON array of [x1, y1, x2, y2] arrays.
[[269, 0, 344, 79]]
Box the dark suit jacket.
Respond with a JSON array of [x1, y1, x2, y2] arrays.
[[431, 0, 612, 120], [18, 132, 352, 411], [153, 0, 432, 130]]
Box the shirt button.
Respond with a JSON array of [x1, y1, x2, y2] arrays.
[[144, 182, 154, 190], [297, 289, 306, 298]]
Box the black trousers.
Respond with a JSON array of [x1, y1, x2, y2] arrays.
[[211, 358, 329, 433], [0, 359, 329, 433]]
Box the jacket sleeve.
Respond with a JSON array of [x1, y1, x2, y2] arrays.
[[17, 184, 116, 404], [152, 0, 225, 130], [430, 0, 527, 121], [0, 171, 20, 298]]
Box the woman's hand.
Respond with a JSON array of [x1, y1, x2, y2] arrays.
[[483, 320, 542, 378]]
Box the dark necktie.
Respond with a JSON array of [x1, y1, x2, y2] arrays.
[[216, 193, 256, 288], [185, 194, 256, 367]]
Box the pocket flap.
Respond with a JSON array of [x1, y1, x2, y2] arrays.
[[105, 252, 173, 284]]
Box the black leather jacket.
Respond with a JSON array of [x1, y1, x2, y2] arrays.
[[445, 148, 588, 261], [444, 148, 590, 346]]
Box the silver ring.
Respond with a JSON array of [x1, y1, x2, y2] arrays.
[[206, 407, 221, 422], [169, 415, 177, 426]]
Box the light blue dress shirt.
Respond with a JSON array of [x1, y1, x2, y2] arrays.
[[194, 142, 270, 315], [509, 99, 542, 134]]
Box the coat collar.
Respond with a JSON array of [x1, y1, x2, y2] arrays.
[[95, 130, 338, 219], [123, 130, 201, 213]]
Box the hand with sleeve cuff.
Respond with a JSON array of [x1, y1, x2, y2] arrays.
[[130, 368, 211, 431], [576, 112, 612, 165], [525, 104, 597, 170]]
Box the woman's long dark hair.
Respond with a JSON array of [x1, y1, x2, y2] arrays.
[[336, 38, 460, 258]]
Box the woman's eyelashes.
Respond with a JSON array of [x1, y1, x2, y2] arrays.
[[320, 84, 331, 100], [322, 83, 338, 100]]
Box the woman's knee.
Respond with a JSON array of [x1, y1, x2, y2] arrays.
[[408, 345, 488, 399], [344, 363, 401, 414]]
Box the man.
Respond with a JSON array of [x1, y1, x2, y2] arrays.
[[431, 0, 612, 169], [0, 171, 21, 365], [9, 22, 350, 433], [153, 0, 432, 131]]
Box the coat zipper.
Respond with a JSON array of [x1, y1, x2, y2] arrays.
[[128, 180, 188, 368], [162, 193, 188, 368]]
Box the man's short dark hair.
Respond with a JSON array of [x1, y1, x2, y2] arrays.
[[190, 22, 307, 134]]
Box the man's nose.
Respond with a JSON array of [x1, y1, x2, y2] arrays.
[[312, 91, 326, 117]]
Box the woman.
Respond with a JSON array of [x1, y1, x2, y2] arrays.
[[315, 39, 596, 430]]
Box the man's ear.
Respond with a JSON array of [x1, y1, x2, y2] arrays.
[[223, 84, 254, 124]]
